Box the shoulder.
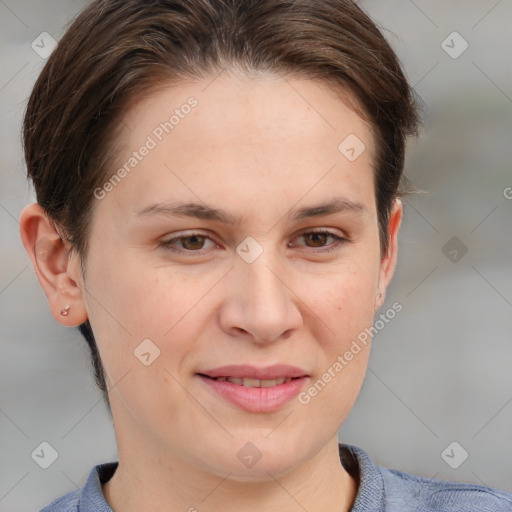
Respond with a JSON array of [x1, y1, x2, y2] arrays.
[[340, 444, 512, 512], [39, 490, 80, 512], [380, 462, 512, 511], [38, 461, 117, 512]]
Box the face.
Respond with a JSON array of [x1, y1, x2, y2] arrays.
[[22, 71, 401, 481]]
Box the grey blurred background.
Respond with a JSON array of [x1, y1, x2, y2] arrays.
[[1, 0, 511, 510]]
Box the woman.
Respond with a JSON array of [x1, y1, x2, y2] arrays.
[[18, 0, 512, 510]]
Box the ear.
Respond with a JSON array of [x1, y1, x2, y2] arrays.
[[18, 203, 88, 326], [374, 198, 402, 310]]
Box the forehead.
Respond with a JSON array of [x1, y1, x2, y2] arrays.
[[122, 71, 372, 150], [101, 72, 377, 223]]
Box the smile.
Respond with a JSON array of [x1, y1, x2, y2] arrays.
[[197, 373, 310, 412]]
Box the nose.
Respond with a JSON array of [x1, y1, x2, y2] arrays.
[[218, 248, 303, 344]]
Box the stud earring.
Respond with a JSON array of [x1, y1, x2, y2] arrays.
[[60, 305, 70, 316]]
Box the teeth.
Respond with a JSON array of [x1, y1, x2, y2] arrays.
[[214, 376, 296, 387], [243, 378, 260, 387]]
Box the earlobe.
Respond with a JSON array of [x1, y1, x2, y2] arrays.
[[18, 203, 88, 326], [374, 290, 384, 310], [375, 198, 403, 310]]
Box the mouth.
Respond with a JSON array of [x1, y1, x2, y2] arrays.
[[195, 366, 310, 412], [196, 364, 310, 413], [197, 374, 302, 388]]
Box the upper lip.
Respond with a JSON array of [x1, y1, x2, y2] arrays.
[[198, 364, 309, 380]]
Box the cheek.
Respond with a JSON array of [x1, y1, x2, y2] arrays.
[[300, 271, 375, 424], [79, 249, 162, 382], [300, 256, 378, 408], [83, 260, 197, 422], [84, 251, 215, 378], [308, 258, 380, 343]]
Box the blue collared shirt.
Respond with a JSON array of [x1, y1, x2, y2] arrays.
[[40, 443, 512, 511]]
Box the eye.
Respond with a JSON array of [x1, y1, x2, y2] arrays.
[[158, 229, 349, 257], [158, 232, 217, 256], [291, 229, 349, 253]]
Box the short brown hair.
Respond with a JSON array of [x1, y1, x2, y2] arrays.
[[23, 0, 422, 404]]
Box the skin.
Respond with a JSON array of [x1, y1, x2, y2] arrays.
[[19, 70, 402, 512]]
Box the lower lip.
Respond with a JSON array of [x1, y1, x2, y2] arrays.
[[197, 375, 309, 413]]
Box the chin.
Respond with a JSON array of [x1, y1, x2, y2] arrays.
[[201, 438, 306, 482]]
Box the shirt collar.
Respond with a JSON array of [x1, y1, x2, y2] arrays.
[[79, 461, 117, 512], [340, 443, 386, 511]]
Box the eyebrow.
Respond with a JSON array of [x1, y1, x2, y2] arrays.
[[135, 196, 367, 225]]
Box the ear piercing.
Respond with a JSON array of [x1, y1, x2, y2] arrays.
[[60, 305, 70, 316]]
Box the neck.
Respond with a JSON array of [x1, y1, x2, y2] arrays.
[[103, 435, 358, 512]]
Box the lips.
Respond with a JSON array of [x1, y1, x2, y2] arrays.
[[196, 366, 310, 413]]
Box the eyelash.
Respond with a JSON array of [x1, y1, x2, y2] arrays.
[[158, 229, 349, 256]]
